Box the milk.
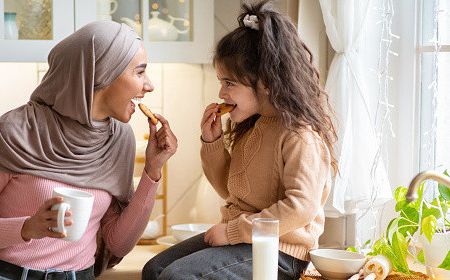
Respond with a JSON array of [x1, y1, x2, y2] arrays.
[[252, 235, 279, 280]]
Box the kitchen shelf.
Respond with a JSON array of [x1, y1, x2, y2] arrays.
[[0, 0, 214, 63]]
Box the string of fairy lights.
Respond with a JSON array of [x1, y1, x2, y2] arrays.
[[361, 0, 446, 251], [354, 0, 399, 250], [412, 1, 448, 258], [423, 0, 442, 173]]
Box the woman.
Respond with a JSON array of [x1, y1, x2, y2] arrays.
[[0, 21, 177, 279]]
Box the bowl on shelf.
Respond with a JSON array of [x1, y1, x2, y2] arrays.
[[309, 249, 366, 280], [170, 223, 213, 242]]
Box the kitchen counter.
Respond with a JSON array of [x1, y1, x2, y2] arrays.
[[96, 244, 168, 280], [97, 245, 429, 280]]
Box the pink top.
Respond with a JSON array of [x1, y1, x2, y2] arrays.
[[0, 171, 158, 271]]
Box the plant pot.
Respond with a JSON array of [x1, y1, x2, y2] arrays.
[[419, 232, 450, 279]]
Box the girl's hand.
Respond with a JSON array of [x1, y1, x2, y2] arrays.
[[21, 197, 72, 241], [144, 114, 178, 181], [204, 223, 229, 246], [201, 103, 223, 143]]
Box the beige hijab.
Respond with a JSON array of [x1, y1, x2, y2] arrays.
[[0, 21, 141, 203]]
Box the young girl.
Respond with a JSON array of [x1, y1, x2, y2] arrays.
[[143, 0, 337, 279]]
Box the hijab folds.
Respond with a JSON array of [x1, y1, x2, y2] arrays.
[[0, 21, 142, 203]]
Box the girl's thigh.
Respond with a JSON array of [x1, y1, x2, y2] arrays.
[[159, 244, 307, 280], [160, 243, 253, 280]]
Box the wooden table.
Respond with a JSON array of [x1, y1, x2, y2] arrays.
[[98, 246, 430, 280], [96, 245, 168, 279]]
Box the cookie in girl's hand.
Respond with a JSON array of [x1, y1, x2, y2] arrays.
[[216, 103, 236, 116]]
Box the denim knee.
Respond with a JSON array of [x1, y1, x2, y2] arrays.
[[159, 266, 197, 280], [142, 259, 162, 280]]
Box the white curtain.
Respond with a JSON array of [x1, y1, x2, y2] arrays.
[[319, 0, 392, 215]]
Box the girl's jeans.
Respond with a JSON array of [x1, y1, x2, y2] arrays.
[[142, 233, 309, 280]]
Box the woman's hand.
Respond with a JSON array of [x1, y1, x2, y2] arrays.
[[144, 114, 178, 181], [201, 103, 223, 143], [204, 223, 229, 246], [21, 197, 72, 241]]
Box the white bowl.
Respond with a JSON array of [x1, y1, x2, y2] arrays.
[[309, 249, 366, 280], [170, 223, 213, 242]]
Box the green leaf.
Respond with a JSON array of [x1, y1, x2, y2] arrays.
[[386, 218, 399, 243], [422, 201, 442, 220], [436, 197, 449, 216], [398, 207, 419, 237], [363, 239, 371, 247], [438, 185, 450, 201], [421, 215, 437, 243], [396, 200, 409, 212], [373, 238, 402, 270], [438, 179, 450, 201], [394, 186, 408, 203], [437, 170, 450, 201], [391, 232, 410, 273], [417, 250, 425, 264], [410, 182, 426, 209], [346, 246, 357, 252], [438, 251, 450, 270]]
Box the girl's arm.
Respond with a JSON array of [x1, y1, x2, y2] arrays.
[[0, 172, 32, 248], [99, 171, 159, 257], [226, 131, 331, 244], [200, 135, 231, 199]]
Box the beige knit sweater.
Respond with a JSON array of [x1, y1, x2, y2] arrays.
[[201, 115, 331, 261]]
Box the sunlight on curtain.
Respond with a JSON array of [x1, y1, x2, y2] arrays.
[[319, 0, 392, 215], [436, 54, 450, 170], [419, 0, 450, 173]]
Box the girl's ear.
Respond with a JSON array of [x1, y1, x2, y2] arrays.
[[256, 80, 269, 96]]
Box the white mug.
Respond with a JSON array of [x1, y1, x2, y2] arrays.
[[51, 187, 94, 242], [96, 0, 118, 19]]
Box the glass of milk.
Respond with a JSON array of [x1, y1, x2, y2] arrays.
[[252, 218, 279, 280]]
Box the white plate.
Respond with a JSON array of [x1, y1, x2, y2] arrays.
[[156, 235, 178, 247]]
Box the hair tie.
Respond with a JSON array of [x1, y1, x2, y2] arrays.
[[243, 14, 259, 30]]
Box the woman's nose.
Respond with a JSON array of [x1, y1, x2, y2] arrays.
[[144, 77, 155, 93]]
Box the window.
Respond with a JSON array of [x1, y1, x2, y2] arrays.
[[419, 0, 450, 172]]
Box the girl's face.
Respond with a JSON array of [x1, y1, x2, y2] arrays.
[[216, 67, 259, 123], [93, 44, 154, 122]]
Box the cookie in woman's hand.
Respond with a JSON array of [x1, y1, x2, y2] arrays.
[[138, 103, 158, 125]]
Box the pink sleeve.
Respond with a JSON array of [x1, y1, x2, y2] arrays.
[[100, 171, 159, 257], [0, 172, 32, 248]]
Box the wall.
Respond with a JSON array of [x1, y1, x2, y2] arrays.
[[298, 0, 328, 84]]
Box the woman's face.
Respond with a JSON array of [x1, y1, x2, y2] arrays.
[[216, 67, 259, 123], [93, 44, 154, 122]]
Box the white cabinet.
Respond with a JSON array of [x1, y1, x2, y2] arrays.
[[0, 0, 214, 63], [0, 0, 74, 62]]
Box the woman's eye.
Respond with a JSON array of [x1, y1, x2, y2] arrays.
[[225, 81, 233, 87]]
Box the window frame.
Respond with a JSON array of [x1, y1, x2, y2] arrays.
[[417, 0, 450, 172]]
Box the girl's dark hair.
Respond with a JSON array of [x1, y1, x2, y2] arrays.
[[213, 0, 338, 173]]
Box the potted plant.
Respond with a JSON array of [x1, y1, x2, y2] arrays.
[[368, 170, 450, 278]]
